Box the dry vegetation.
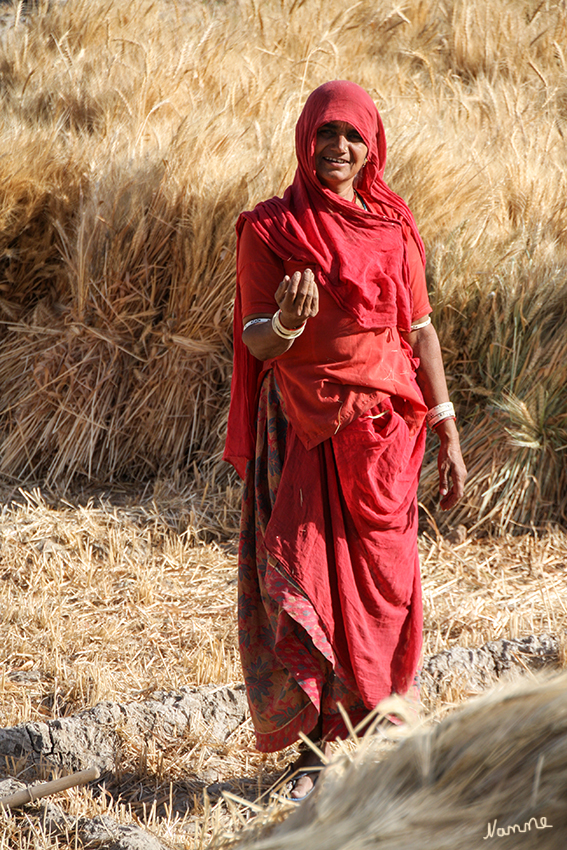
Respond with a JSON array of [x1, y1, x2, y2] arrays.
[[1, 0, 567, 847], [1, 492, 567, 847], [0, 0, 565, 528]]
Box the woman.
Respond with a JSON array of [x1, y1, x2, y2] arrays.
[[224, 80, 466, 799]]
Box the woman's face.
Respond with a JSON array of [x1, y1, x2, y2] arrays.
[[314, 121, 368, 198]]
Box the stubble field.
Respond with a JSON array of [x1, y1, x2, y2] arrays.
[[1, 490, 566, 847]]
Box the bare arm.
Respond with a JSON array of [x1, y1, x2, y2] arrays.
[[402, 319, 467, 511], [242, 269, 319, 361]]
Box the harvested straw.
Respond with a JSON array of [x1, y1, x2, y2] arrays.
[[227, 675, 567, 850], [0, 487, 566, 846], [0, 0, 567, 531]]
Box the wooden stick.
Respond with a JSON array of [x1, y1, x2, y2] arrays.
[[0, 767, 100, 811]]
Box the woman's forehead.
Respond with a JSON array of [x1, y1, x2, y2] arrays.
[[317, 120, 360, 132]]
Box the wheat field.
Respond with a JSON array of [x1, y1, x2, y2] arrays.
[[0, 0, 565, 528], [1, 0, 567, 847]]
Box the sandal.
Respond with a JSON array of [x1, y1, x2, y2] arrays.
[[276, 725, 327, 803], [286, 768, 320, 802]]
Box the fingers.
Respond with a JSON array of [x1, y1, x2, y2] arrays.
[[440, 487, 459, 511], [439, 459, 450, 499], [285, 269, 315, 314], [275, 276, 289, 305], [438, 445, 467, 511], [309, 273, 319, 316], [276, 268, 319, 324], [439, 476, 466, 509]]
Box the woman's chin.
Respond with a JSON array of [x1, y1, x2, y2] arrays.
[[316, 174, 354, 196]]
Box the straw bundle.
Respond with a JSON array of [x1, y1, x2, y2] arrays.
[[0, 0, 566, 530], [228, 676, 567, 850]]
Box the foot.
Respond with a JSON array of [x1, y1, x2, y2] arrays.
[[288, 742, 331, 800]]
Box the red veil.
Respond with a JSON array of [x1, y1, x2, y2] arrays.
[[241, 79, 424, 329]]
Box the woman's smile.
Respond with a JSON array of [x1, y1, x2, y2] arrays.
[[314, 120, 368, 197]]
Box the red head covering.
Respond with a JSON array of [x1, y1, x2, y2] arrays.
[[224, 81, 425, 476], [239, 79, 425, 330]]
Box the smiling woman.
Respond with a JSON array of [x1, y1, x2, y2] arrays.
[[314, 121, 368, 199], [224, 80, 466, 801]]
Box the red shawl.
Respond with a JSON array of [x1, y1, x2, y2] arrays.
[[224, 80, 425, 477]]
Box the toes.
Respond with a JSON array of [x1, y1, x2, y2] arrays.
[[290, 775, 314, 799]]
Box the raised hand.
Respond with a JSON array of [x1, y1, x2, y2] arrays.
[[275, 269, 319, 328], [242, 269, 319, 361]]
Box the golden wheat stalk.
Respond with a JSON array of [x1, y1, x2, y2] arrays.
[[0, 0, 566, 537]]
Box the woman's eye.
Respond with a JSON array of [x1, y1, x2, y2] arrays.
[[348, 132, 363, 142]]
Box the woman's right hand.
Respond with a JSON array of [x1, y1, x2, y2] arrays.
[[275, 269, 319, 328], [242, 269, 319, 361]]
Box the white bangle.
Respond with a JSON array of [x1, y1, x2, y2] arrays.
[[272, 310, 306, 339], [243, 317, 271, 332], [410, 316, 431, 331], [426, 402, 456, 429]]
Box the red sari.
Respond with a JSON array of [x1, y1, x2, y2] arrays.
[[224, 81, 429, 751]]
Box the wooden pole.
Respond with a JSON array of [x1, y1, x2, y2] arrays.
[[0, 767, 100, 811]]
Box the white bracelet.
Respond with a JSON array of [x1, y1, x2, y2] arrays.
[[410, 316, 431, 331], [429, 411, 456, 430], [426, 402, 456, 429], [271, 310, 306, 339], [243, 317, 271, 332]]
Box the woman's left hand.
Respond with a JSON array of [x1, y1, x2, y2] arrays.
[[435, 420, 467, 511]]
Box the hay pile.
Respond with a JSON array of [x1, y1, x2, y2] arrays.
[[0, 0, 566, 530], [0, 0, 246, 489], [228, 676, 567, 849]]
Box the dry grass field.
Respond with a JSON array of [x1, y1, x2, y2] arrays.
[[1, 491, 567, 848], [0, 0, 567, 847]]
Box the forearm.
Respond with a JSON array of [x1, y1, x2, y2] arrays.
[[403, 321, 467, 506], [242, 317, 294, 360], [406, 323, 460, 443]]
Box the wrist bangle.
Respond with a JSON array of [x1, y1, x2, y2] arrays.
[[426, 402, 456, 430], [277, 310, 307, 333], [243, 317, 271, 332], [431, 414, 456, 430], [410, 316, 431, 331], [272, 310, 306, 339]]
